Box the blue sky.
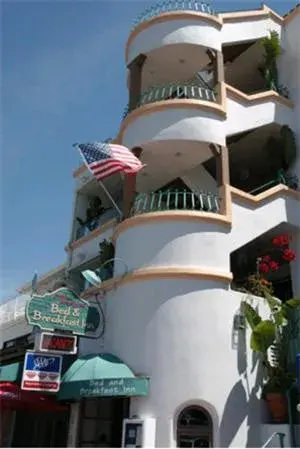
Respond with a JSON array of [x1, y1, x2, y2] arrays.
[[1, 0, 296, 300]]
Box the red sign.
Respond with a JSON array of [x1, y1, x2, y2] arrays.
[[39, 333, 77, 355]]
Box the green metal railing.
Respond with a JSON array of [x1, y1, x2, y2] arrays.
[[123, 83, 216, 118], [248, 170, 299, 196], [132, 1, 215, 29], [131, 189, 220, 215]]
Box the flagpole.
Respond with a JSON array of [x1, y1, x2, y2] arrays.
[[73, 143, 123, 219]]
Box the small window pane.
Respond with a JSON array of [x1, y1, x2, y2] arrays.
[[83, 399, 98, 418], [179, 408, 209, 427]]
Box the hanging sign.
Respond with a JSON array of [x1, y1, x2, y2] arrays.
[[39, 332, 77, 355], [25, 287, 102, 336], [21, 351, 62, 392]]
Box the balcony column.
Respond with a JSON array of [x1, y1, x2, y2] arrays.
[[127, 54, 147, 112], [123, 147, 143, 219], [213, 50, 225, 103], [210, 144, 230, 215]]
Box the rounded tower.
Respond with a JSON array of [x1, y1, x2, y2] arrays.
[[105, 1, 271, 446]]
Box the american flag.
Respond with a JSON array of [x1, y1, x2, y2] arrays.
[[76, 142, 144, 181]]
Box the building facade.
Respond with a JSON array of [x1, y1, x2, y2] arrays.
[[1, 2, 300, 448]]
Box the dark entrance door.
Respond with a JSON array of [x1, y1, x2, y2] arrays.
[[78, 397, 129, 447], [11, 410, 69, 447]]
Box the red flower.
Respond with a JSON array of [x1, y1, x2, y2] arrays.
[[259, 263, 269, 273], [262, 255, 271, 262], [269, 260, 279, 271], [282, 249, 296, 262], [272, 234, 291, 247]]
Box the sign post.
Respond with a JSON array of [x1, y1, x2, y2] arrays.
[[21, 351, 62, 392]]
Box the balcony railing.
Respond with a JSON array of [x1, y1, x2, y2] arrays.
[[248, 170, 299, 196], [123, 83, 216, 118], [75, 207, 120, 241], [132, 1, 216, 29], [131, 189, 220, 215]]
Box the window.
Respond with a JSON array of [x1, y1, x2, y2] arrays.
[[177, 406, 213, 448]]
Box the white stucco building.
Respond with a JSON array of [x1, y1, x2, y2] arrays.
[[1, 2, 300, 448]]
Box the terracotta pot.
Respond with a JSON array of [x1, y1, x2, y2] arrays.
[[265, 392, 288, 422]]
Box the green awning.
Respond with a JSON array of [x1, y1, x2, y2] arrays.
[[0, 362, 23, 383], [57, 353, 149, 400]]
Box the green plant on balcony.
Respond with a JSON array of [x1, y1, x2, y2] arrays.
[[240, 234, 299, 422], [260, 30, 289, 97]]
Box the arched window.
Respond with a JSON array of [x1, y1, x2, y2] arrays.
[[177, 406, 213, 448]]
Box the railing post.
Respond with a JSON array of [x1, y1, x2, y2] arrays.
[[278, 432, 285, 448]]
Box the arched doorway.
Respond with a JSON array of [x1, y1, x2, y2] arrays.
[[177, 406, 213, 448]]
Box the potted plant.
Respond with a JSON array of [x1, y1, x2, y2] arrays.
[[239, 233, 299, 422], [260, 30, 282, 91], [243, 293, 299, 422]]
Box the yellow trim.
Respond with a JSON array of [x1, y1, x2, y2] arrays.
[[82, 266, 233, 296], [118, 98, 226, 142], [116, 82, 293, 144], [220, 5, 283, 25], [79, 183, 299, 296], [65, 219, 116, 252], [126, 11, 223, 64], [112, 184, 299, 242], [230, 185, 300, 205], [114, 210, 231, 240], [226, 84, 294, 108], [284, 5, 300, 24]]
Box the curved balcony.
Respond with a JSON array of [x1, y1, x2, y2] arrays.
[[114, 189, 230, 275], [132, 0, 216, 30], [123, 82, 216, 118], [131, 189, 220, 215]]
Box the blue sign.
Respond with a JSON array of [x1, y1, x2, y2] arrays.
[[297, 353, 300, 388], [21, 351, 62, 392]]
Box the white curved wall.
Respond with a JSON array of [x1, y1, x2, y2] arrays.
[[105, 279, 268, 447], [115, 219, 230, 273], [229, 193, 300, 251], [127, 18, 221, 64], [225, 94, 294, 136], [221, 16, 281, 45], [122, 107, 226, 149]]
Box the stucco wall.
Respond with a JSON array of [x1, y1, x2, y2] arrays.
[[122, 108, 226, 149], [181, 163, 218, 195], [221, 16, 281, 45], [127, 17, 222, 65], [225, 95, 294, 136], [105, 279, 268, 447]]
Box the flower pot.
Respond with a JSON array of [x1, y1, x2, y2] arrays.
[[265, 393, 288, 422]]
